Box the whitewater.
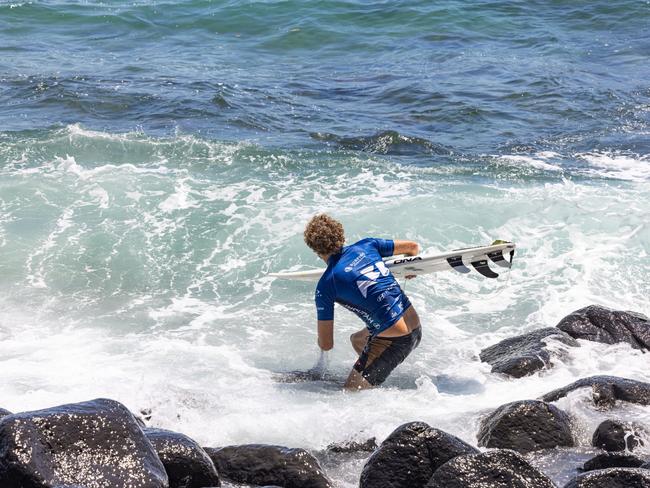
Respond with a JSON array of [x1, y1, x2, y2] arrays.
[[1, 124, 649, 485]]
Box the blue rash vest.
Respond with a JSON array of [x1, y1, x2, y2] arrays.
[[315, 238, 412, 336]]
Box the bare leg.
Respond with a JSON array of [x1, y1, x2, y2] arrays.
[[350, 328, 369, 355], [344, 368, 373, 390]]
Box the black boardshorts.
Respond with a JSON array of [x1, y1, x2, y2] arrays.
[[353, 327, 422, 386]]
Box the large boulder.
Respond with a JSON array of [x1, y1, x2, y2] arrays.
[[582, 452, 647, 472], [427, 449, 556, 488], [563, 467, 650, 487], [556, 305, 650, 350], [144, 427, 220, 488], [205, 444, 331, 488], [477, 400, 574, 453], [0, 398, 168, 488], [480, 328, 578, 378], [540, 376, 650, 407], [592, 420, 645, 452], [359, 421, 478, 488]]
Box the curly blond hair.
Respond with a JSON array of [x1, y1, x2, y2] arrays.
[[304, 214, 345, 256]]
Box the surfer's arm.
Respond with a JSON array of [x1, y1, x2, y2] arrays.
[[317, 320, 334, 351], [393, 240, 420, 257]]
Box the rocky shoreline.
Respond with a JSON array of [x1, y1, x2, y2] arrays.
[[1, 305, 649, 488]]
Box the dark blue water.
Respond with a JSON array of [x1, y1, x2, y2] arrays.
[[2, 1, 649, 157]]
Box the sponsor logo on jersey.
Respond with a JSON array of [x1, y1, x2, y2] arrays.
[[376, 283, 398, 302], [344, 252, 366, 272], [339, 301, 380, 329], [356, 261, 390, 298]]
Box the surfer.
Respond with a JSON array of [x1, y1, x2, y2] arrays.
[[303, 214, 422, 390]]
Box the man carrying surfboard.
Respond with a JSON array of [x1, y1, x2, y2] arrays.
[[303, 213, 422, 390]]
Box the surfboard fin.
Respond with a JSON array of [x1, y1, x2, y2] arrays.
[[447, 256, 471, 274], [487, 250, 511, 268], [471, 259, 500, 278]]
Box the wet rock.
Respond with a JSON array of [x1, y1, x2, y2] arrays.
[[582, 452, 647, 471], [0, 398, 168, 488], [326, 437, 377, 453], [556, 305, 650, 350], [477, 400, 574, 453], [643, 462, 650, 469], [563, 467, 650, 487], [592, 420, 644, 452], [591, 382, 617, 408], [427, 449, 556, 488], [540, 376, 650, 407], [310, 130, 452, 156], [144, 427, 220, 488], [479, 327, 578, 378], [205, 444, 332, 488], [359, 421, 478, 488]]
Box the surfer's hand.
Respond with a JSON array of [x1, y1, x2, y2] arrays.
[[405, 274, 416, 280]]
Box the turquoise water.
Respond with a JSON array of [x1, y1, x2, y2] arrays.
[[1, 2, 649, 485]]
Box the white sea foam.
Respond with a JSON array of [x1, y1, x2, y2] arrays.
[[1, 132, 649, 487], [158, 179, 198, 212], [499, 154, 563, 172], [577, 151, 650, 182]]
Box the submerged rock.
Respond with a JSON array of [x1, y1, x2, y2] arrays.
[[556, 305, 650, 350], [359, 422, 478, 488], [310, 130, 452, 156], [0, 398, 168, 488], [540, 376, 650, 407], [326, 437, 377, 453], [479, 327, 578, 378], [563, 467, 650, 487], [582, 452, 647, 471], [144, 427, 220, 488], [477, 400, 573, 453], [427, 449, 556, 488], [205, 444, 331, 488], [591, 420, 645, 452]]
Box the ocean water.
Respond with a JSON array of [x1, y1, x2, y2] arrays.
[[1, 1, 649, 485]]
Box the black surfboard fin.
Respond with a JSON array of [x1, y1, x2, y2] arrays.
[[447, 256, 471, 274], [487, 250, 512, 268], [471, 259, 499, 278]]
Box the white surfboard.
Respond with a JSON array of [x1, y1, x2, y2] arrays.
[[269, 241, 516, 282]]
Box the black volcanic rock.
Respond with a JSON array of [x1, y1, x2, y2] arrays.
[[205, 444, 332, 488], [144, 427, 220, 488], [582, 452, 647, 471], [480, 327, 578, 377], [427, 449, 556, 488], [563, 467, 650, 487], [556, 305, 650, 350], [592, 420, 644, 452], [360, 422, 478, 488], [326, 437, 377, 453], [540, 376, 650, 407], [477, 400, 574, 453], [0, 398, 168, 488]]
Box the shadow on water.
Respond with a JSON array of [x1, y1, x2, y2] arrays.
[[272, 370, 484, 395]]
